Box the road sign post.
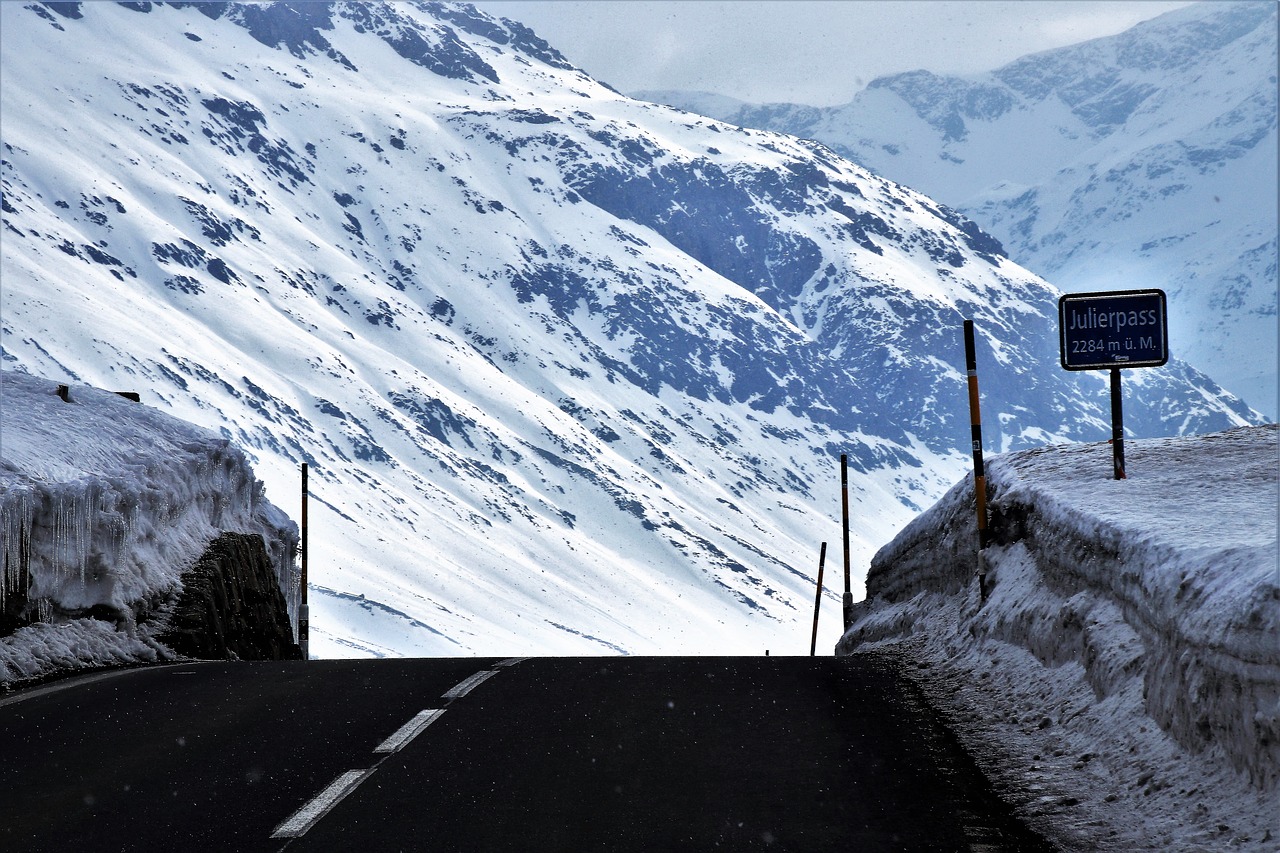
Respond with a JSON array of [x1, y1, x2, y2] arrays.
[[1058, 289, 1167, 479], [1110, 367, 1125, 479]]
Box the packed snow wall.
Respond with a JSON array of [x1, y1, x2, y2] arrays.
[[840, 426, 1279, 792], [0, 371, 299, 681]]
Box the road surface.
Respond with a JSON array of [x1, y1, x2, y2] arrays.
[[0, 655, 1054, 851]]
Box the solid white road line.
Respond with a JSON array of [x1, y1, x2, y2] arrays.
[[443, 669, 499, 700], [0, 662, 210, 709], [494, 657, 529, 668], [271, 768, 373, 839], [374, 708, 446, 754]]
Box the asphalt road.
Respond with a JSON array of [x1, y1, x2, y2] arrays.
[[0, 655, 1054, 852]]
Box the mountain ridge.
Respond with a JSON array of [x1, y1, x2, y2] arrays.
[[638, 0, 1278, 417]]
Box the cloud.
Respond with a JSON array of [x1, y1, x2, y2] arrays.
[[473, 1, 1195, 106]]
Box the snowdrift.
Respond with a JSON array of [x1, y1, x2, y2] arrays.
[[0, 371, 299, 684], [839, 425, 1279, 850]]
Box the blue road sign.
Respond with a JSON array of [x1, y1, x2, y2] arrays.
[[1058, 289, 1168, 371]]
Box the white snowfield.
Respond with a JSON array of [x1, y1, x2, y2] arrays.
[[0, 371, 299, 685], [839, 424, 1279, 851]]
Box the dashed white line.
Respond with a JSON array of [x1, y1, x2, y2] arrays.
[[271, 768, 373, 839], [270, 666, 509, 841], [494, 657, 529, 668], [374, 708, 445, 754], [443, 669, 499, 700]]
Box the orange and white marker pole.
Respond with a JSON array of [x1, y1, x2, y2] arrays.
[[963, 321, 991, 602]]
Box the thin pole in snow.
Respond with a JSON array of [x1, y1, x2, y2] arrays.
[[810, 541, 827, 656], [300, 462, 310, 661], [840, 454, 853, 630], [964, 321, 991, 603]]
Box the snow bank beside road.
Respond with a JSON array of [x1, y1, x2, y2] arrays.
[[839, 425, 1279, 850], [0, 371, 299, 684]]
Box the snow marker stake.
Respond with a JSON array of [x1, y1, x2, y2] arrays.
[[810, 541, 827, 656], [963, 321, 990, 603], [300, 462, 310, 661], [840, 455, 853, 630]]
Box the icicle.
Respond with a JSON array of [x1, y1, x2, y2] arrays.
[[0, 488, 35, 608], [77, 485, 90, 589]]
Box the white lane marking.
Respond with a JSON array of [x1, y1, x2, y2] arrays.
[[0, 662, 210, 709], [269, 668, 504, 840], [443, 669, 499, 700], [494, 657, 528, 668], [373, 709, 445, 754], [271, 768, 373, 839]]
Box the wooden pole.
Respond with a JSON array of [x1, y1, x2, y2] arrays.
[[810, 542, 827, 656], [963, 321, 990, 602], [300, 462, 309, 660], [840, 454, 853, 630]]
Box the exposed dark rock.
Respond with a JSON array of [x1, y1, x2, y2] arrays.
[[160, 532, 300, 660], [41, 3, 84, 21]]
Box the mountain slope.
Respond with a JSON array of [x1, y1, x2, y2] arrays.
[[641, 1, 1278, 418], [0, 1, 1259, 657]]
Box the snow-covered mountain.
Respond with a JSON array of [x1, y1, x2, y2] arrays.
[[0, 1, 1260, 658], [641, 1, 1279, 418]]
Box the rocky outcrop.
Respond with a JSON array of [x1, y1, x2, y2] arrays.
[[160, 532, 301, 661]]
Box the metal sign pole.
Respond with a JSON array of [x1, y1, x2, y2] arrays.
[[1110, 368, 1126, 479]]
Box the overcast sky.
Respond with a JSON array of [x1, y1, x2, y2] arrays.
[[470, 1, 1195, 106]]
